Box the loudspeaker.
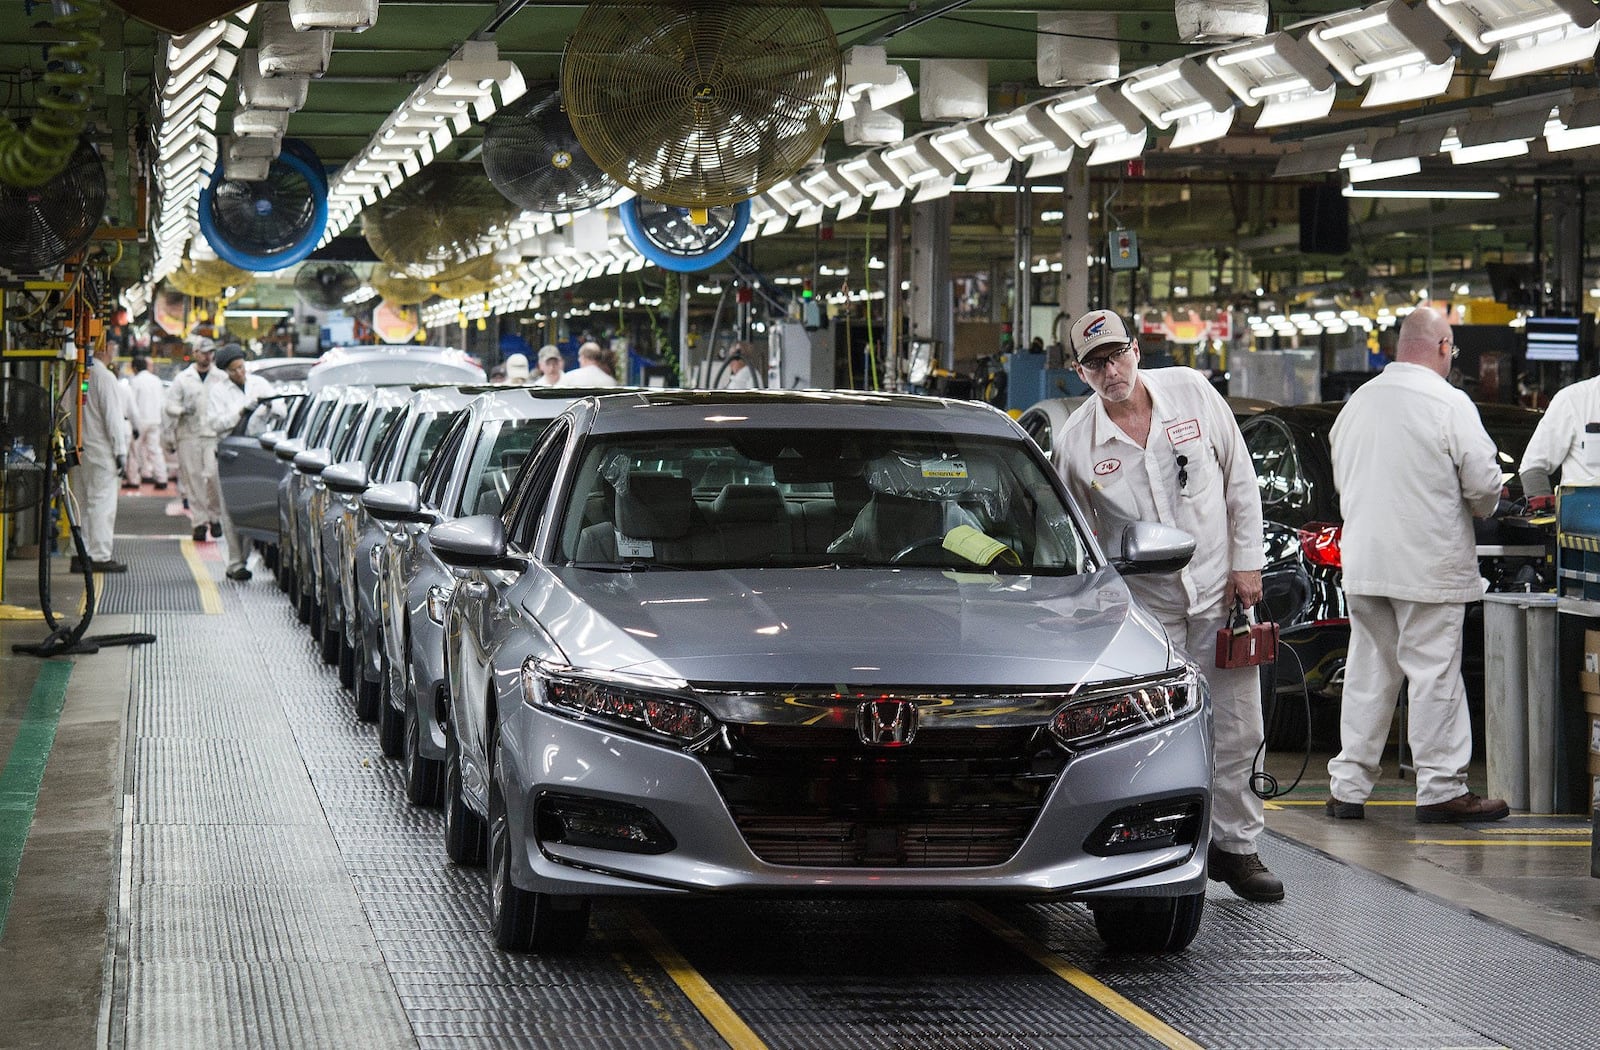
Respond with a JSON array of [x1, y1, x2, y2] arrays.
[[1298, 185, 1349, 255]]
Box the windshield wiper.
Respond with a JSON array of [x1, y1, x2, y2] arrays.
[[569, 560, 688, 572]]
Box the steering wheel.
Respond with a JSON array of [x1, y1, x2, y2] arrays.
[[889, 536, 950, 564]]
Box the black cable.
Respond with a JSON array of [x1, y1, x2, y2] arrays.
[[1250, 641, 1313, 800]]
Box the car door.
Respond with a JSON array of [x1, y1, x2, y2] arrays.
[[217, 393, 303, 539], [449, 420, 572, 792]]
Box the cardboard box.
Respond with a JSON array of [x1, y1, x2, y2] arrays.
[[1588, 693, 1600, 717]]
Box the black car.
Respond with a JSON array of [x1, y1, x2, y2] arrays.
[[1241, 401, 1547, 748]]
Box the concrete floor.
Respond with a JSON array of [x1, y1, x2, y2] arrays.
[[0, 487, 1596, 1048]]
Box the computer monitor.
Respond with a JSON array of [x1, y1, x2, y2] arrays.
[[1524, 315, 1587, 363]]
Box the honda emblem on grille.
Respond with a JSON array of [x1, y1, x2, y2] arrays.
[[858, 699, 917, 747]]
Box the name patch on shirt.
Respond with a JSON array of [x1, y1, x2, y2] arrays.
[[1166, 419, 1202, 446], [1093, 458, 1121, 476]]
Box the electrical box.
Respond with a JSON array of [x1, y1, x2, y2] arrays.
[[768, 323, 833, 390], [1108, 229, 1140, 271]]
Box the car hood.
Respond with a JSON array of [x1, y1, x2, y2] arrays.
[[531, 567, 1177, 688]]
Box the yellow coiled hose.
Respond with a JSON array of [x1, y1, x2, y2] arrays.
[[0, 0, 103, 188]]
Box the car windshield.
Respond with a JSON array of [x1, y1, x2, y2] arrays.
[[556, 429, 1088, 573], [458, 418, 553, 517]]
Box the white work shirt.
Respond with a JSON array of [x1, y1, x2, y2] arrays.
[[559, 364, 617, 388], [62, 358, 128, 466], [1053, 366, 1264, 619], [163, 365, 227, 440], [1332, 362, 1502, 604], [722, 365, 756, 390], [205, 373, 275, 437], [126, 370, 165, 429], [1519, 373, 1600, 486]]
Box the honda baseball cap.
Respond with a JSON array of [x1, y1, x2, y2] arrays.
[[1069, 309, 1133, 362]]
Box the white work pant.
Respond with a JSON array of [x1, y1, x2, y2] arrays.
[[69, 452, 119, 562], [222, 505, 249, 573], [1328, 595, 1472, 807], [176, 436, 221, 529], [1161, 601, 1266, 854], [126, 426, 167, 485]]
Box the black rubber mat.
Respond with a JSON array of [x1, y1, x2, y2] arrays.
[[115, 492, 193, 537], [108, 556, 1600, 1050], [97, 538, 202, 615]]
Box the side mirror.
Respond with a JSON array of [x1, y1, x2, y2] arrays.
[[1112, 521, 1196, 575], [362, 481, 440, 525], [274, 438, 306, 462], [322, 461, 369, 495], [259, 429, 285, 451], [429, 514, 526, 572], [293, 448, 332, 476]]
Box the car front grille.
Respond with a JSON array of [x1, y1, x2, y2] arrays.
[[703, 723, 1064, 869]]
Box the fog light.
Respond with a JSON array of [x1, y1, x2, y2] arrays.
[[536, 793, 676, 854], [1085, 797, 1204, 856]]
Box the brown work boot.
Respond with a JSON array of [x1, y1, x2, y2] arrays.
[[1415, 792, 1510, 824], [1207, 844, 1285, 902], [1325, 796, 1365, 819]]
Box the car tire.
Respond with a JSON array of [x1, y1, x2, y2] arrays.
[[337, 634, 356, 689], [354, 639, 381, 723], [403, 706, 443, 806], [319, 615, 339, 666], [487, 741, 588, 952], [1089, 892, 1205, 954], [295, 577, 312, 625], [443, 743, 487, 867], [262, 544, 278, 572], [377, 674, 405, 758]]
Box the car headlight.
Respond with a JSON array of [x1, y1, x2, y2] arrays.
[[1048, 668, 1201, 752], [425, 584, 451, 625], [520, 658, 715, 746]]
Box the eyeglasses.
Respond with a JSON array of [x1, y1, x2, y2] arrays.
[[1440, 337, 1459, 359], [1079, 343, 1134, 373]]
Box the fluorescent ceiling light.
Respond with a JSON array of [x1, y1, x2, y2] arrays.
[[1308, 0, 1456, 107], [1426, 0, 1600, 78], [1207, 32, 1337, 128], [1346, 156, 1421, 182], [1547, 97, 1600, 151], [1120, 57, 1236, 147], [1044, 86, 1148, 165]]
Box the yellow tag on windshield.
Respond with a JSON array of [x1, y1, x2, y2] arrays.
[[942, 524, 1021, 567]]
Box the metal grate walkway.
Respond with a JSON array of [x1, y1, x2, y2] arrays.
[[106, 554, 1600, 1050]]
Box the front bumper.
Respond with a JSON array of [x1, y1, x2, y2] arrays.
[[497, 703, 1211, 901]]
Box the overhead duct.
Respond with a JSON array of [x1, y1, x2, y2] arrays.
[[257, 3, 333, 78], [845, 103, 904, 146], [920, 59, 988, 121], [238, 49, 309, 110], [289, 0, 378, 32], [1038, 13, 1118, 87], [1175, 0, 1269, 44]]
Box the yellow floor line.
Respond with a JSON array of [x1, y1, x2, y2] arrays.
[[0, 604, 44, 621], [179, 538, 224, 615], [1410, 839, 1591, 847], [961, 903, 1204, 1050], [1478, 827, 1591, 835], [623, 906, 768, 1050]]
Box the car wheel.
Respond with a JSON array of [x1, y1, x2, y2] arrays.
[[354, 639, 380, 723], [487, 741, 588, 952], [377, 671, 405, 759], [443, 742, 487, 867], [1089, 892, 1205, 954], [337, 633, 356, 689], [403, 706, 443, 806], [318, 614, 339, 666], [294, 576, 312, 625]]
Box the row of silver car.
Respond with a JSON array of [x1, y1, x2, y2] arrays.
[[218, 350, 1218, 956]]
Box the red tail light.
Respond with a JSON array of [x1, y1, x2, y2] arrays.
[[1297, 522, 1342, 570]]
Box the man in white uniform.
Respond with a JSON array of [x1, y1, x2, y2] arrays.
[[124, 355, 168, 489], [163, 337, 226, 542], [559, 341, 618, 388], [206, 344, 275, 581], [720, 349, 756, 390], [1326, 306, 1509, 824], [63, 342, 129, 573], [1518, 372, 1600, 512], [1053, 310, 1282, 902], [532, 345, 565, 387]]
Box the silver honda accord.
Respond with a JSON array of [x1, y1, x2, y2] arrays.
[[432, 390, 1210, 955]]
